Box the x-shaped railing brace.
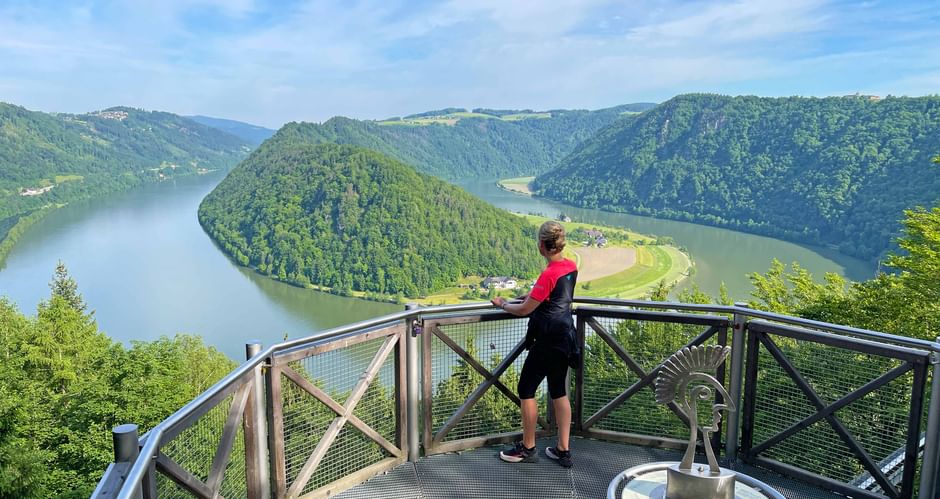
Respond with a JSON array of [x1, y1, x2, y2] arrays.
[[750, 333, 907, 498], [155, 380, 253, 499], [581, 318, 724, 430], [282, 334, 400, 498], [430, 324, 550, 445]]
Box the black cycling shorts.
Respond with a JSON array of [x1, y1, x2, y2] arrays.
[[518, 344, 569, 400]]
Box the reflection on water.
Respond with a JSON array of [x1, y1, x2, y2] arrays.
[[0, 172, 397, 359]]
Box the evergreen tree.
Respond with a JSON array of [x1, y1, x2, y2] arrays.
[[0, 266, 235, 496], [50, 261, 85, 313]]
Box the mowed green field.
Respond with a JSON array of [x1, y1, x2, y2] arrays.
[[414, 214, 692, 304], [576, 245, 691, 299], [376, 111, 552, 127]]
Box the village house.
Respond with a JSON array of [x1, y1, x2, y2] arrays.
[[481, 276, 518, 290], [20, 185, 54, 196], [583, 228, 607, 247]]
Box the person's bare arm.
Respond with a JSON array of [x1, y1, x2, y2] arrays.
[[491, 295, 540, 316]]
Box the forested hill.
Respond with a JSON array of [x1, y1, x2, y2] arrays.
[[198, 143, 544, 297], [261, 103, 655, 180], [0, 103, 250, 225], [533, 94, 940, 261]]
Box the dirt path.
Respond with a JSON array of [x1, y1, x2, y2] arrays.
[[572, 246, 637, 282]]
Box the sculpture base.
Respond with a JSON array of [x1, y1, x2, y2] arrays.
[[665, 464, 736, 499], [609, 462, 786, 499]]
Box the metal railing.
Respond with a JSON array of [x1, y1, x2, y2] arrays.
[[91, 299, 940, 499]]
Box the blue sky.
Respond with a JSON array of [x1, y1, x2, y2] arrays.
[[0, 0, 937, 128]]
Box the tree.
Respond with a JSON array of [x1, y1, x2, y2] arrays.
[[747, 205, 940, 340], [50, 261, 85, 313], [0, 266, 236, 497]]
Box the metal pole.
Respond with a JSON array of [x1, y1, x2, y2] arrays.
[[918, 340, 940, 499], [113, 424, 143, 499], [406, 303, 421, 462], [724, 302, 749, 462], [246, 341, 271, 499]]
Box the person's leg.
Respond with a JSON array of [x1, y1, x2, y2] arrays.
[[500, 347, 546, 462], [521, 398, 539, 449], [552, 395, 571, 451], [544, 350, 572, 452]]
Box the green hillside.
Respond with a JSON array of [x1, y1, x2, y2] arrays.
[[0, 103, 250, 255], [265, 103, 656, 180], [534, 94, 940, 261], [198, 143, 544, 297]]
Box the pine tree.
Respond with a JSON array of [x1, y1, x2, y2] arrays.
[[49, 261, 85, 313]]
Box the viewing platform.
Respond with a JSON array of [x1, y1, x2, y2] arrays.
[[91, 299, 940, 499]]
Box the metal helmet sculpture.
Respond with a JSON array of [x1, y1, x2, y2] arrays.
[[655, 345, 735, 474]]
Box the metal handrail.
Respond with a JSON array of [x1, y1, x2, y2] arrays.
[[101, 298, 940, 499]]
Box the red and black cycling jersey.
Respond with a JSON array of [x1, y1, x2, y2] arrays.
[[526, 258, 578, 355]]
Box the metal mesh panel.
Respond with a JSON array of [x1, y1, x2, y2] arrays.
[[218, 426, 248, 499], [302, 425, 392, 495], [429, 318, 538, 443], [583, 316, 726, 439], [751, 335, 915, 491], [279, 334, 398, 495], [157, 393, 235, 496], [156, 473, 197, 498]]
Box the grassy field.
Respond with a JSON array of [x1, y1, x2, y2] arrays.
[[502, 112, 551, 120], [576, 245, 691, 299], [414, 214, 692, 304], [55, 174, 84, 183], [497, 176, 535, 195], [520, 214, 657, 244], [376, 111, 552, 127]]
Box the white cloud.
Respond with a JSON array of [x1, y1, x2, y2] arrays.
[[0, 0, 937, 128]]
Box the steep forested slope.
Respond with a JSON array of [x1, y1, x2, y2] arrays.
[[265, 104, 655, 180], [534, 94, 940, 260], [199, 143, 543, 297], [0, 103, 250, 240]]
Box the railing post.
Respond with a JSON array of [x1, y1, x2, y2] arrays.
[[919, 340, 940, 499], [245, 341, 271, 499], [406, 303, 421, 462], [724, 302, 749, 462], [113, 424, 143, 499]]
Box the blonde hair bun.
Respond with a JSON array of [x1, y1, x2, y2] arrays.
[[539, 221, 566, 254]]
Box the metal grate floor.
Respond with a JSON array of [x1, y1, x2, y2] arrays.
[[336, 437, 847, 499]]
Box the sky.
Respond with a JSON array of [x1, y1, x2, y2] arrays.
[[0, 0, 938, 128]]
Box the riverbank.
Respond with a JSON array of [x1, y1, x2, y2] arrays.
[[496, 176, 535, 196], [0, 205, 62, 266], [414, 213, 693, 305]]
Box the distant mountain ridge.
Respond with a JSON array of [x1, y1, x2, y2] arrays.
[[187, 115, 276, 145], [533, 94, 940, 260], [198, 143, 544, 296], [264, 103, 657, 179], [0, 102, 250, 246]]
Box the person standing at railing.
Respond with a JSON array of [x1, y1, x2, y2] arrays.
[[491, 220, 578, 468]]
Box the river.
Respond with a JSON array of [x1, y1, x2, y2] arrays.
[[0, 173, 874, 359]]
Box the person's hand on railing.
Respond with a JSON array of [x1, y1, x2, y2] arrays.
[[492, 296, 539, 316]]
